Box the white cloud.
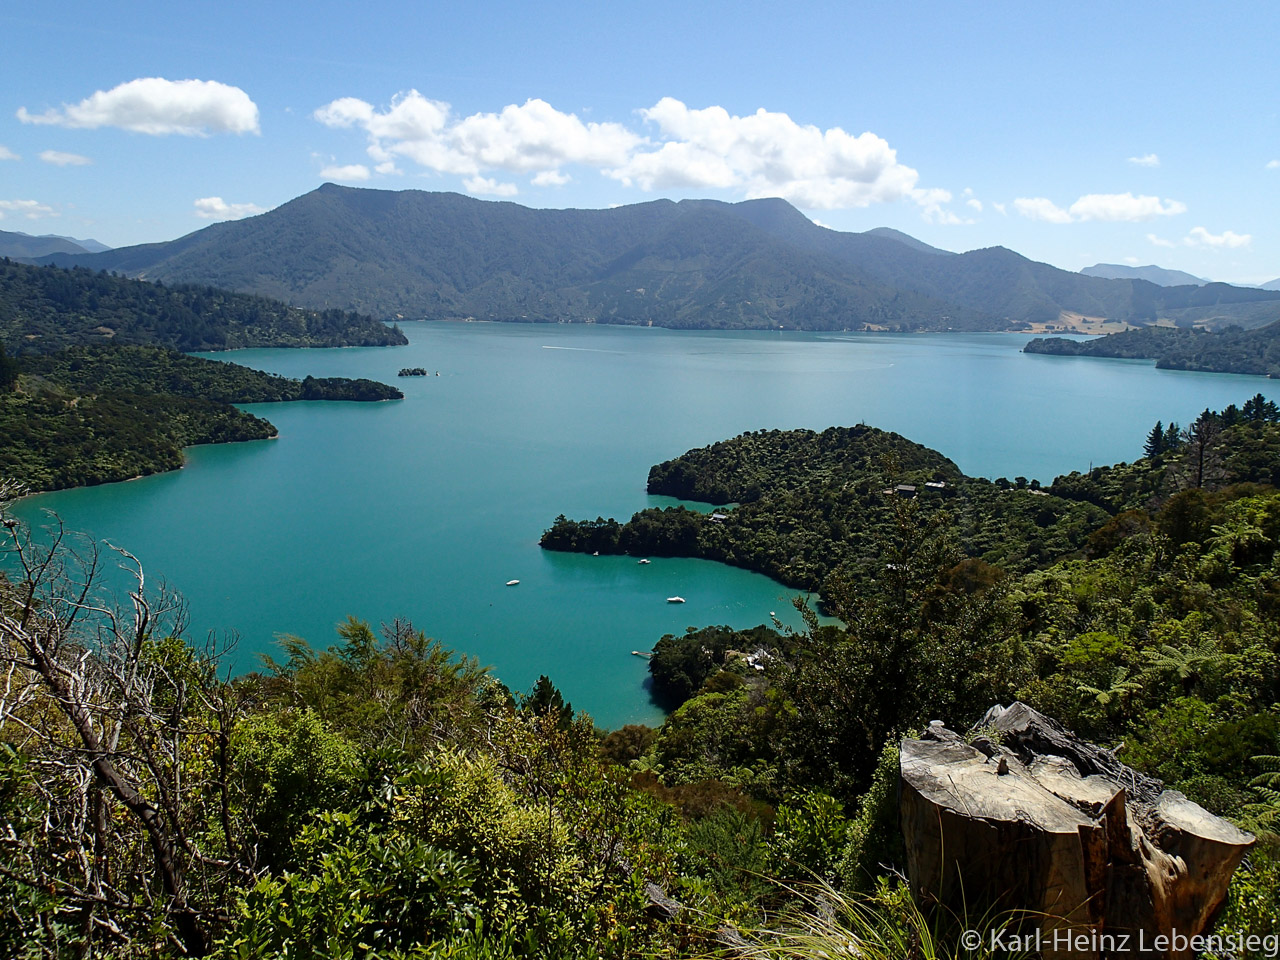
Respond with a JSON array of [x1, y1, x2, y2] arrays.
[[1147, 233, 1175, 248], [1016, 192, 1185, 224], [316, 91, 638, 181], [966, 198, 983, 212], [1184, 226, 1251, 248], [19, 78, 260, 136], [1069, 193, 1185, 222], [0, 199, 55, 219], [1268, 160, 1280, 170], [992, 201, 1007, 215], [1127, 153, 1160, 167], [462, 176, 518, 197], [320, 163, 370, 181], [1123, 256, 1140, 265], [193, 196, 267, 220], [374, 161, 401, 175], [610, 98, 921, 210], [39, 149, 91, 166], [532, 169, 570, 186], [1014, 197, 1074, 223], [912, 187, 970, 225], [0, 146, 18, 161]]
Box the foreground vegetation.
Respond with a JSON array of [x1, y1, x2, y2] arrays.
[[3, 397, 1280, 957]]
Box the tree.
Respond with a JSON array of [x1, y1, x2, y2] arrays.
[[1243, 392, 1280, 423], [1144, 421, 1166, 458], [0, 493, 249, 956], [0, 342, 17, 391], [1175, 411, 1224, 490]]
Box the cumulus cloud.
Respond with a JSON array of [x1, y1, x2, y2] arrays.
[[1016, 192, 1185, 224], [1146, 233, 1175, 248], [609, 98, 922, 210], [992, 201, 1007, 215], [1069, 193, 1185, 221], [1014, 197, 1074, 223], [374, 160, 401, 175], [0, 199, 55, 219], [1128, 153, 1160, 167], [532, 169, 570, 186], [193, 196, 267, 220], [320, 163, 370, 181], [0, 146, 18, 161], [462, 176, 518, 197], [316, 91, 638, 181], [19, 78, 260, 136], [39, 149, 91, 166], [1184, 226, 1251, 248], [1268, 160, 1280, 170], [315, 92, 944, 214]]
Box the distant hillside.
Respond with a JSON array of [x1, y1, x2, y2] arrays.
[[1261, 278, 1280, 292], [862, 227, 953, 256], [1081, 263, 1207, 286], [0, 258, 406, 353], [40, 185, 1280, 331], [1024, 322, 1280, 377], [0, 229, 92, 259]]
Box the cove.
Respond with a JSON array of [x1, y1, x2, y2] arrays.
[[12, 323, 1275, 728]]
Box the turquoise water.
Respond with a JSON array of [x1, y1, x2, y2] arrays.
[[12, 324, 1275, 727]]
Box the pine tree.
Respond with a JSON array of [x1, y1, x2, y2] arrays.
[[1144, 421, 1165, 458]]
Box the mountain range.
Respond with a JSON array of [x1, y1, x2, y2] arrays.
[[1, 229, 111, 259], [1080, 263, 1208, 286], [37, 184, 1280, 332]]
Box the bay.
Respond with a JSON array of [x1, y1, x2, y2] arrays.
[[13, 323, 1275, 728]]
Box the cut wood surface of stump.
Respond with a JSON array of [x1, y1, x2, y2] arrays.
[[900, 703, 1253, 960]]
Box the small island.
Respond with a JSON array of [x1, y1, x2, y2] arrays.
[[398, 367, 430, 377]]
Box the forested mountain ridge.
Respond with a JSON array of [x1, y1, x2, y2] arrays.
[[1025, 321, 1280, 377], [40, 184, 1280, 331], [0, 257, 407, 353]]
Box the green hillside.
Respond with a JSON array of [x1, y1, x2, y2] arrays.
[[0, 257, 407, 353]]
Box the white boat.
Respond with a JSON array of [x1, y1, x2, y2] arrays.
[[666, 596, 685, 604], [592, 550, 599, 556], [637, 559, 651, 564], [506, 579, 520, 586]]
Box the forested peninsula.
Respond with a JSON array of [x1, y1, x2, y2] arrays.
[[542, 424, 1111, 595], [1024, 320, 1280, 377], [0, 260, 405, 491]]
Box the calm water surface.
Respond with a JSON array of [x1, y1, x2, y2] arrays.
[[14, 324, 1275, 727]]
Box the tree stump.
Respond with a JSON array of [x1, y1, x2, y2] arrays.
[[900, 703, 1253, 959]]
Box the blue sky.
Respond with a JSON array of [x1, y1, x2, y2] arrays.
[[2, 1, 1277, 282]]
